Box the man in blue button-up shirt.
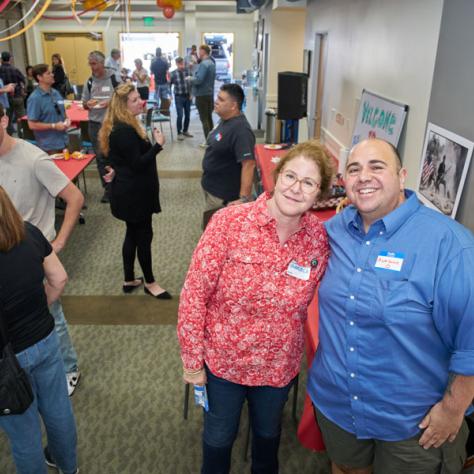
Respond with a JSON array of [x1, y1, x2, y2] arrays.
[[27, 64, 70, 153], [307, 138, 474, 474]]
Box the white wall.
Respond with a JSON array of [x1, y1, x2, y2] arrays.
[[305, 0, 444, 186], [27, 12, 255, 82]]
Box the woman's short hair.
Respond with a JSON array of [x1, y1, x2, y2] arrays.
[[98, 83, 147, 156], [134, 58, 142, 66], [32, 64, 49, 82], [88, 50, 105, 63], [0, 186, 25, 252], [273, 141, 335, 198]]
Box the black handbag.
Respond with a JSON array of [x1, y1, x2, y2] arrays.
[[0, 298, 34, 416]]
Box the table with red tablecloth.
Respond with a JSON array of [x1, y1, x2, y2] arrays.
[[54, 154, 95, 181], [65, 101, 89, 126], [255, 143, 337, 451]]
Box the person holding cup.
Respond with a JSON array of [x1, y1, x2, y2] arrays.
[[99, 83, 171, 299], [178, 141, 333, 473]]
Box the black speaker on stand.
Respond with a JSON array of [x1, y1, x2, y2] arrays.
[[277, 72, 308, 143]]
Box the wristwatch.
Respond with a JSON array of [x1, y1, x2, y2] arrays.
[[239, 195, 250, 203]]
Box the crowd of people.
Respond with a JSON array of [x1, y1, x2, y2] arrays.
[[0, 39, 473, 474]]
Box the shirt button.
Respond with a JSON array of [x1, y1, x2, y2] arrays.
[[349, 295, 355, 300], [366, 241, 370, 245], [350, 373, 355, 378], [349, 321, 355, 326], [353, 395, 358, 400], [349, 347, 355, 352], [356, 267, 362, 273], [379, 231, 384, 235]]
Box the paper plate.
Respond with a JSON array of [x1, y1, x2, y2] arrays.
[[50, 153, 64, 160], [264, 144, 283, 150]]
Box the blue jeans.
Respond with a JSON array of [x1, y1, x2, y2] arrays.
[[154, 84, 171, 107], [0, 331, 78, 474], [175, 94, 191, 133], [202, 368, 295, 474], [49, 299, 78, 373]]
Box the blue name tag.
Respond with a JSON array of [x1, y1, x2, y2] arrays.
[[194, 385, 209, 412], [374, 251, 405, 272]]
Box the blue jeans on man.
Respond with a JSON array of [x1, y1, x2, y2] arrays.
[[49, 299, 79, 373], [174, 94, 191, 134], [0, 330, 78, 474], [202, 367, 294, 474], [154, 84, 171, 110]]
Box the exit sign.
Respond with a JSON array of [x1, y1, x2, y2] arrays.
[[143, 17, 154, 27]]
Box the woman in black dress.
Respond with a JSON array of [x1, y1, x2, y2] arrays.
[[51, 53, 67, 98], [99, 83, 171, 299]]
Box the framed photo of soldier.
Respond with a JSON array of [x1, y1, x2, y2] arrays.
[[417, 123, 474, 219]]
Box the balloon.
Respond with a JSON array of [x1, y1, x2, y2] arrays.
[[156, 0, 168, 7], [168, 0, 182, 9], [163, 6, 175, 19]]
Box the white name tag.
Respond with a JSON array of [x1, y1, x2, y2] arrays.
[[102, 86, 111, 92], [287, 260, 310, 281], [374, 251, 404, 272]]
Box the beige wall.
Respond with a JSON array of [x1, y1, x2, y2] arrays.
[[304, 0, 444, 184], [261, 8, 306, 108], [27, 12, 255, 82]]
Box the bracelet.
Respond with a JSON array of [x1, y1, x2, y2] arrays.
[[183, 367, 203, 375]]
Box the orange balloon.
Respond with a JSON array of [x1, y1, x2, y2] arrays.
[[156, 0, 167, 7], [163, 6, 175, 19]]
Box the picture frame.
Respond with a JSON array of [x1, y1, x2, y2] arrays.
[[417, 122, 474, 219], [303, 49, 311, 76]]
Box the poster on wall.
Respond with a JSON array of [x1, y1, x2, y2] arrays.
[[351, 89, 408, 147], [417, 123, 473, 219]]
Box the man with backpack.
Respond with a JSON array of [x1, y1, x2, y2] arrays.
[[82, 50, 119, 203]]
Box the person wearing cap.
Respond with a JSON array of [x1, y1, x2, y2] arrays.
[[0, 51, 26, 135], [105, 48, 122, 84]]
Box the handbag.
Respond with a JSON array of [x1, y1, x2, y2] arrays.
[[0, 298, 34, 416]]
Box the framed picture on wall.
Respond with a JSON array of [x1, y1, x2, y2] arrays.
[[417, 123, 474, 219]]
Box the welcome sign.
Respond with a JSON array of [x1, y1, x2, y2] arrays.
[[352, 90, 408, 147]]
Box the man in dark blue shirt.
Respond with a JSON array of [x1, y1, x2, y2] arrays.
[[307, 138, 474, 474], [150, 47, 170, 114]]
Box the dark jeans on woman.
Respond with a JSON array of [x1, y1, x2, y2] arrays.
[[175, 94, 191, 134], [202, 367, 294, 474], [137, 86, 149, 101], [88, 120, 108, 190], [195, 95, 214, 140], [123, 216, 155, 283]]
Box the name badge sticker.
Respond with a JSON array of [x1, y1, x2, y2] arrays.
[[287, 260, 311, 281], [374, 251, 405, 272], [101, 86, 111, 92]]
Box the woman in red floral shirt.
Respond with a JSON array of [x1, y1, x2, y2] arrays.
[[178, 141, 333, 473]]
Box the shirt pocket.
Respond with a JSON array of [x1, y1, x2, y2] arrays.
[[370, 255, 415, 325]]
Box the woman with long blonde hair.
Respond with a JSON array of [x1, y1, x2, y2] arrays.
[[99, 83, 171, 298], [0, 186, 78, 473]]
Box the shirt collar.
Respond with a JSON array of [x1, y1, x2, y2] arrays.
[[343, 189, 421, 236], [248, 192, 320, 239]]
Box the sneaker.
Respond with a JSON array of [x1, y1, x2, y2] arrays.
[[44, 447, 80, 473], [44, 447, 56, 468], [177, 133, 185, 141], [100, 192, 109, 204], [183, 131, 193, 138], [199, 142, 207, 149], [67, 370, 81, 397]]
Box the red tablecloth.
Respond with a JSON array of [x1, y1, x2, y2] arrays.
[[65, 101, 88, 125], [254, 143, 336, 451], [54, 154, 95, 181]]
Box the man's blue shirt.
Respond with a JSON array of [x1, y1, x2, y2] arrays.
[[0, 78, 9, 109], [307, 190, 474, 441], [27, 87, 67, 152]]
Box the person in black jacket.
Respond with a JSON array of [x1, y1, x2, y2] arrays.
[[51, 54, 68, 98], [0, 186, 78, 474], [99, 83, 171, 299]]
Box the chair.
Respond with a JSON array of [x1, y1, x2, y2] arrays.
[[79, 121, 93, 151], [72, 84, 83, 101], [19, 119, 36, 144], [145, 105, 174, 142]]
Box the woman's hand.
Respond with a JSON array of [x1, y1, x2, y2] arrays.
[[103, 166, 115, 183], [183, 368, 207, 386], [153, 128, 165, 146]]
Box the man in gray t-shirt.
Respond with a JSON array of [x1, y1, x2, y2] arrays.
[[82, 50, 119, 203], [0, 104, 85, 396]]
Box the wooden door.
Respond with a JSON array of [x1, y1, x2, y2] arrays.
[[313, 33, 327, 140], [42, 33, 104, 86]]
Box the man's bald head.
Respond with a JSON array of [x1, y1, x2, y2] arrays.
[[349, 139, 402, 172]]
